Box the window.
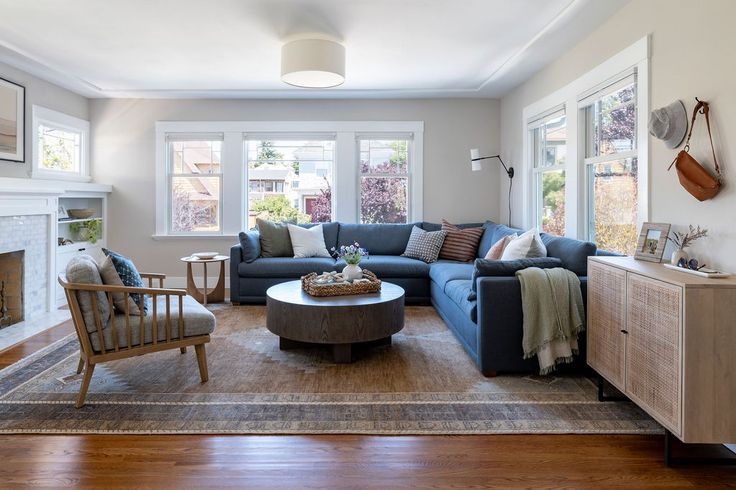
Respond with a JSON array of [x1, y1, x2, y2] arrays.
[[155, 121, 424, 237], [529, 109, 566, 235], [582, 74, 638, 255], [358, 138, 410, 224], [167, 135, 223, 234], [32, 106, 89, 181], [245, 138, 334, 228]]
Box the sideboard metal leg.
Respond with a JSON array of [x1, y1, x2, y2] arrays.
[[664, 429, 736, 466], [596, 375, 627, 402]]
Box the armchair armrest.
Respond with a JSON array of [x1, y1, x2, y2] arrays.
[[140, 272, 166, 288]]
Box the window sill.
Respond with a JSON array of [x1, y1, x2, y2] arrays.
[[151, 234, 239, 241]]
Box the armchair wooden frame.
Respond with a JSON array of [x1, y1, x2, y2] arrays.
[[58, 273, 211, 408]]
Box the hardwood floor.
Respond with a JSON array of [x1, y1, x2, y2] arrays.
[[0, 322, 734, 488]]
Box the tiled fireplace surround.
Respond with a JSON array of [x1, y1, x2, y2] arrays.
[[0, 187, 70, 350]]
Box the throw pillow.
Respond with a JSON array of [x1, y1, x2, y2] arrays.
[[500, 229, 547, 260], [238, 230, 261, 263], [102, 248, 149, 313], [438, 219, 484, 262], [401, 226, 447, 263], [287, 224, 332, 258], [484, 233, 518, 260], [257, 218, 293, 257], [98, 256, 142, 315], [467, 257, 563, 300], [65, 255, 110, 333]]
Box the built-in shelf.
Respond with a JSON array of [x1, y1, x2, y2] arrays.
[[58, 217, 103, 224]]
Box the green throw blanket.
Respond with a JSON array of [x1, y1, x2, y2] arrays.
[[515, 267, 585, 375]]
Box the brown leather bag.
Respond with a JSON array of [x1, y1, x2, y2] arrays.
[[668, 100, 722, 201]]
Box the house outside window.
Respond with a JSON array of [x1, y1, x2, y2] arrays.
[[358, 138, 411, 224], [245, 138, 334, 229], [581, 73, 638, 255], [32, 105, 90, 181], [529, 109, 566, 235], [167, 136, 223, 234]]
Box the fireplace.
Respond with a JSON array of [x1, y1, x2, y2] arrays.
[[0, 250, 24, 328]]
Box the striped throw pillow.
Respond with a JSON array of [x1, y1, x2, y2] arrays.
[[438, 219, 484, 262]]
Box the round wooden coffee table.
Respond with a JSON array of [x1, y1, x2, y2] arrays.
[[266, 281, 405, 363]]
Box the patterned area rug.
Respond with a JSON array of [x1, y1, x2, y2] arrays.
[[0, 305, 660, 434]]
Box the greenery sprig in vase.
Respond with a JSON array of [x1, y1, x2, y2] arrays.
[[70, 219, 102, 244], [667, 225, 708, 265]]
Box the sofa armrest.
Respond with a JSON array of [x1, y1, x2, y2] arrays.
[[230, 243, 243, 303], [474, 274, 588, 374]]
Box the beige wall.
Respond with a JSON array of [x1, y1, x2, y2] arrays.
[[500, 0, 736, 272], [0, 60, 89, 177], [90, 98, 500, 276]]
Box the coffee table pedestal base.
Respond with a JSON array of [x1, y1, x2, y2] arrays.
[[278, 336, 392, 363]]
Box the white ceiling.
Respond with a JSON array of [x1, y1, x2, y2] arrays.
[[0, 0, 628, 99]]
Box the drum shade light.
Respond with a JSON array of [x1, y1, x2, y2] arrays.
[[281, 39, 345, 88]]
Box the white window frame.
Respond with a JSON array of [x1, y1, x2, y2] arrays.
[[528, 107, 566, 233], [166, 134, 224, 236], [31, 105, 90, 182], [153, 121, 424, 238], [356, 134, 415, 224], [520, 36, 649, 240]]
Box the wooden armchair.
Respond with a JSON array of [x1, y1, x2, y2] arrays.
[[59, 271, 215, 408]]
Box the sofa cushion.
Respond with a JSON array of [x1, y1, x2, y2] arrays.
[[490, 224, 525, 245], [337, 222, 419, 255], [238, 257, 337, 278], [484, 233, 518, 260], [66, 255, 110, 334], [402, 226, 446, 263], [438, 219, 484, 262], [336, 255, 430, 278], [257, 219, 293, 258], [89, 295, 215, 353], [287, 224, 332, 258], [301, 222, 339, 251], [421, 221, 485, 232], [476, 221, 499, 258], [444, 279, 477, 322], [238, 230, 261, 263], [467, 257, 563, 300], [500, 229, 547, 260], [428, 261, 474, 288], [541, 233, 597, 276]]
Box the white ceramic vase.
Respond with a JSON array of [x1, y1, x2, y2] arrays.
[[342, 263, 363, 281], [671, 248, 689, 265]]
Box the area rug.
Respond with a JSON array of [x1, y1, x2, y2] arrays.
[[0, 305, 660, 435]]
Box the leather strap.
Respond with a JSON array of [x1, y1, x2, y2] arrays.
[[683, 100, 721, 177]]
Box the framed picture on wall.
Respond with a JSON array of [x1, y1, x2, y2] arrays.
[[0, 77, 25, 162], [634, 222, 671, 263]]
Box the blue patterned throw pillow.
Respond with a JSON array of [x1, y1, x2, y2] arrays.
[[102, 248, 149, 313]]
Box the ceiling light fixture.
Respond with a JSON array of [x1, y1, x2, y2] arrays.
[[281, 38, 345, 89]]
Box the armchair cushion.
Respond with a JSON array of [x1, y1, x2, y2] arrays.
[[65, 255, 111, 333], [89, 295, 216, 352], [103, 248, 149, 313], [98, 256, 142, 315]]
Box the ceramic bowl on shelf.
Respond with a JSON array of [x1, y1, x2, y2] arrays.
[[67, 208, 96, 219], [192, 252, 219, 260]]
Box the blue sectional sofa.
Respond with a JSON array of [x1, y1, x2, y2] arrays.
[[230, 221, 597, 375]]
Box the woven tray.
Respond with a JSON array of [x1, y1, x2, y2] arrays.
[[301, 269, 381, 297]]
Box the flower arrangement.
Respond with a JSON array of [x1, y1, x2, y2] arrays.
[[331, 242, 369, 265], [668, 225, 708, 250]]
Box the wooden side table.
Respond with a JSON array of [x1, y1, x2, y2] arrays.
[[180, 255, 229, 305]]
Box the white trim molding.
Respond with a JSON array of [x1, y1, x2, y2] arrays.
[[154, 121, 425, 237], [521, 36, 649, 239]]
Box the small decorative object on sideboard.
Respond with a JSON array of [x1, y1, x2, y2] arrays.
[[67, 208, 96, 219], [667, 224, 708, 265], [331, 242, 369, 281], [634, 222, 670, 263]]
